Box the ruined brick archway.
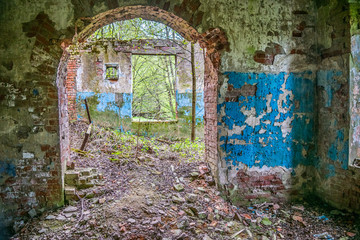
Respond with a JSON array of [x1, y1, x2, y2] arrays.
[[59, 6, 228, 185]]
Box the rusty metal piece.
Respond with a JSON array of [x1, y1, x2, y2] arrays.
[[80, 123, 92, 151], [84, 98, 92, 124]]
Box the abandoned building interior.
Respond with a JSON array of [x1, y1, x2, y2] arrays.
[[1, 0, 360, 239]]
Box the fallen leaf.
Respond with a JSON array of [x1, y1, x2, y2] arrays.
[[261, 217, 272, 226], [292, 215, 306, 226], [241, 214, 252, 220], [346, 232, 356, 237], [273, 204, 280, 210], [199, 165, 209, 175], [210, 221, 218, 227], [292, 205, 305, 211]]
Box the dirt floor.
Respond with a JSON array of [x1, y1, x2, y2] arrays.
[[11, 121, 360, 240]]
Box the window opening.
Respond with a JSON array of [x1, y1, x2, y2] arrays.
[[105, 64, 119, 80]]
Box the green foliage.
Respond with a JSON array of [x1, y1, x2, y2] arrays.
[[170, 138, 205, 162], [88, 18, 184, 41], [132, 55, 176, 120]]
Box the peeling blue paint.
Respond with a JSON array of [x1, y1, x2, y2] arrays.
[[176, 90, 204, 123], [32, 89, 39, 96], [328, 129, 349, 170], [0, 161, 16, 178], [316, 70, 342, 107], [218, 72, 315, 168], [326, 164, 336, 179], [77, 92, 132, 118]]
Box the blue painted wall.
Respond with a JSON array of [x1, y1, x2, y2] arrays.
[[77, 92, 132, 118], [176, 90, 204, 124], [316, 70, 349, 173], [218, 72, 316, 169], [76, 91, 204, 124]]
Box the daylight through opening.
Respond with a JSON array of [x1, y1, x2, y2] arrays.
[[132, 55, 177, 122]]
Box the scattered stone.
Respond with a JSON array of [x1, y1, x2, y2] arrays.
[[184, 208, 195, 217], [177, 217, 189, 229], [45, 215, 56, 220], [189, 206, 200, 215], [203, 234, 213, 240], [197, 187, 206, 192], [38, 228, 47, 234], [189, 172, 200, 179], [13, 221, 25, 233], [63, 206, 77, 213], [185, 193, 197, 203], [171, 229, 182, 237], [198, 212, 207, 219], [99, 198, 106, 204], [205, 176, 215, 186], [28, 209, 37, 218], [138, 156, 146, 162], [64, 212, 76, 218], [127, 218, 136, 223], [56, 215, 66, 221], [172, 195, 186, 203], [174, 184, 185, 192]]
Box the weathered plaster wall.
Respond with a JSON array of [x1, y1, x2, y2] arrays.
[[198, 0, 320, 204], [77, 44, 132, 93], [313, 1, 360, 213], [71, 40, 205, 126], [217, 71, 316, 203]]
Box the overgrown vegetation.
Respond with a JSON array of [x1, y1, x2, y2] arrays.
[[74, 123, 204, 165]]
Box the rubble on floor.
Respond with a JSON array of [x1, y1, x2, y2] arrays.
[[11, 121, 359, 240]]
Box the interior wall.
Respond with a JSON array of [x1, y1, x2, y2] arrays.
[[67, 40, 205, 127], [313, 0, 360, 212], [0, 0, 360, 237]]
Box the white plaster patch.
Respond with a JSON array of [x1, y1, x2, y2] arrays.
[[227, 125, 246, 136], [241, 106, 266, 128], [262, 120, 271, 125], [275, 116, 294, 138], [265, 93, 272, 113], [259, 128, 266, 134], [23, 152, 34, 159]]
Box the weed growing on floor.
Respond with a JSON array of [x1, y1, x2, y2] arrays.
[[170, 138, 205, 162], [73, 123, 204, 164]]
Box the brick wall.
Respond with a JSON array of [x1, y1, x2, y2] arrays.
[[65, 56, 80, 121]]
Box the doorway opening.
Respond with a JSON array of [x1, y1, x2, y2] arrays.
[[57, 6, 227, 207]]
